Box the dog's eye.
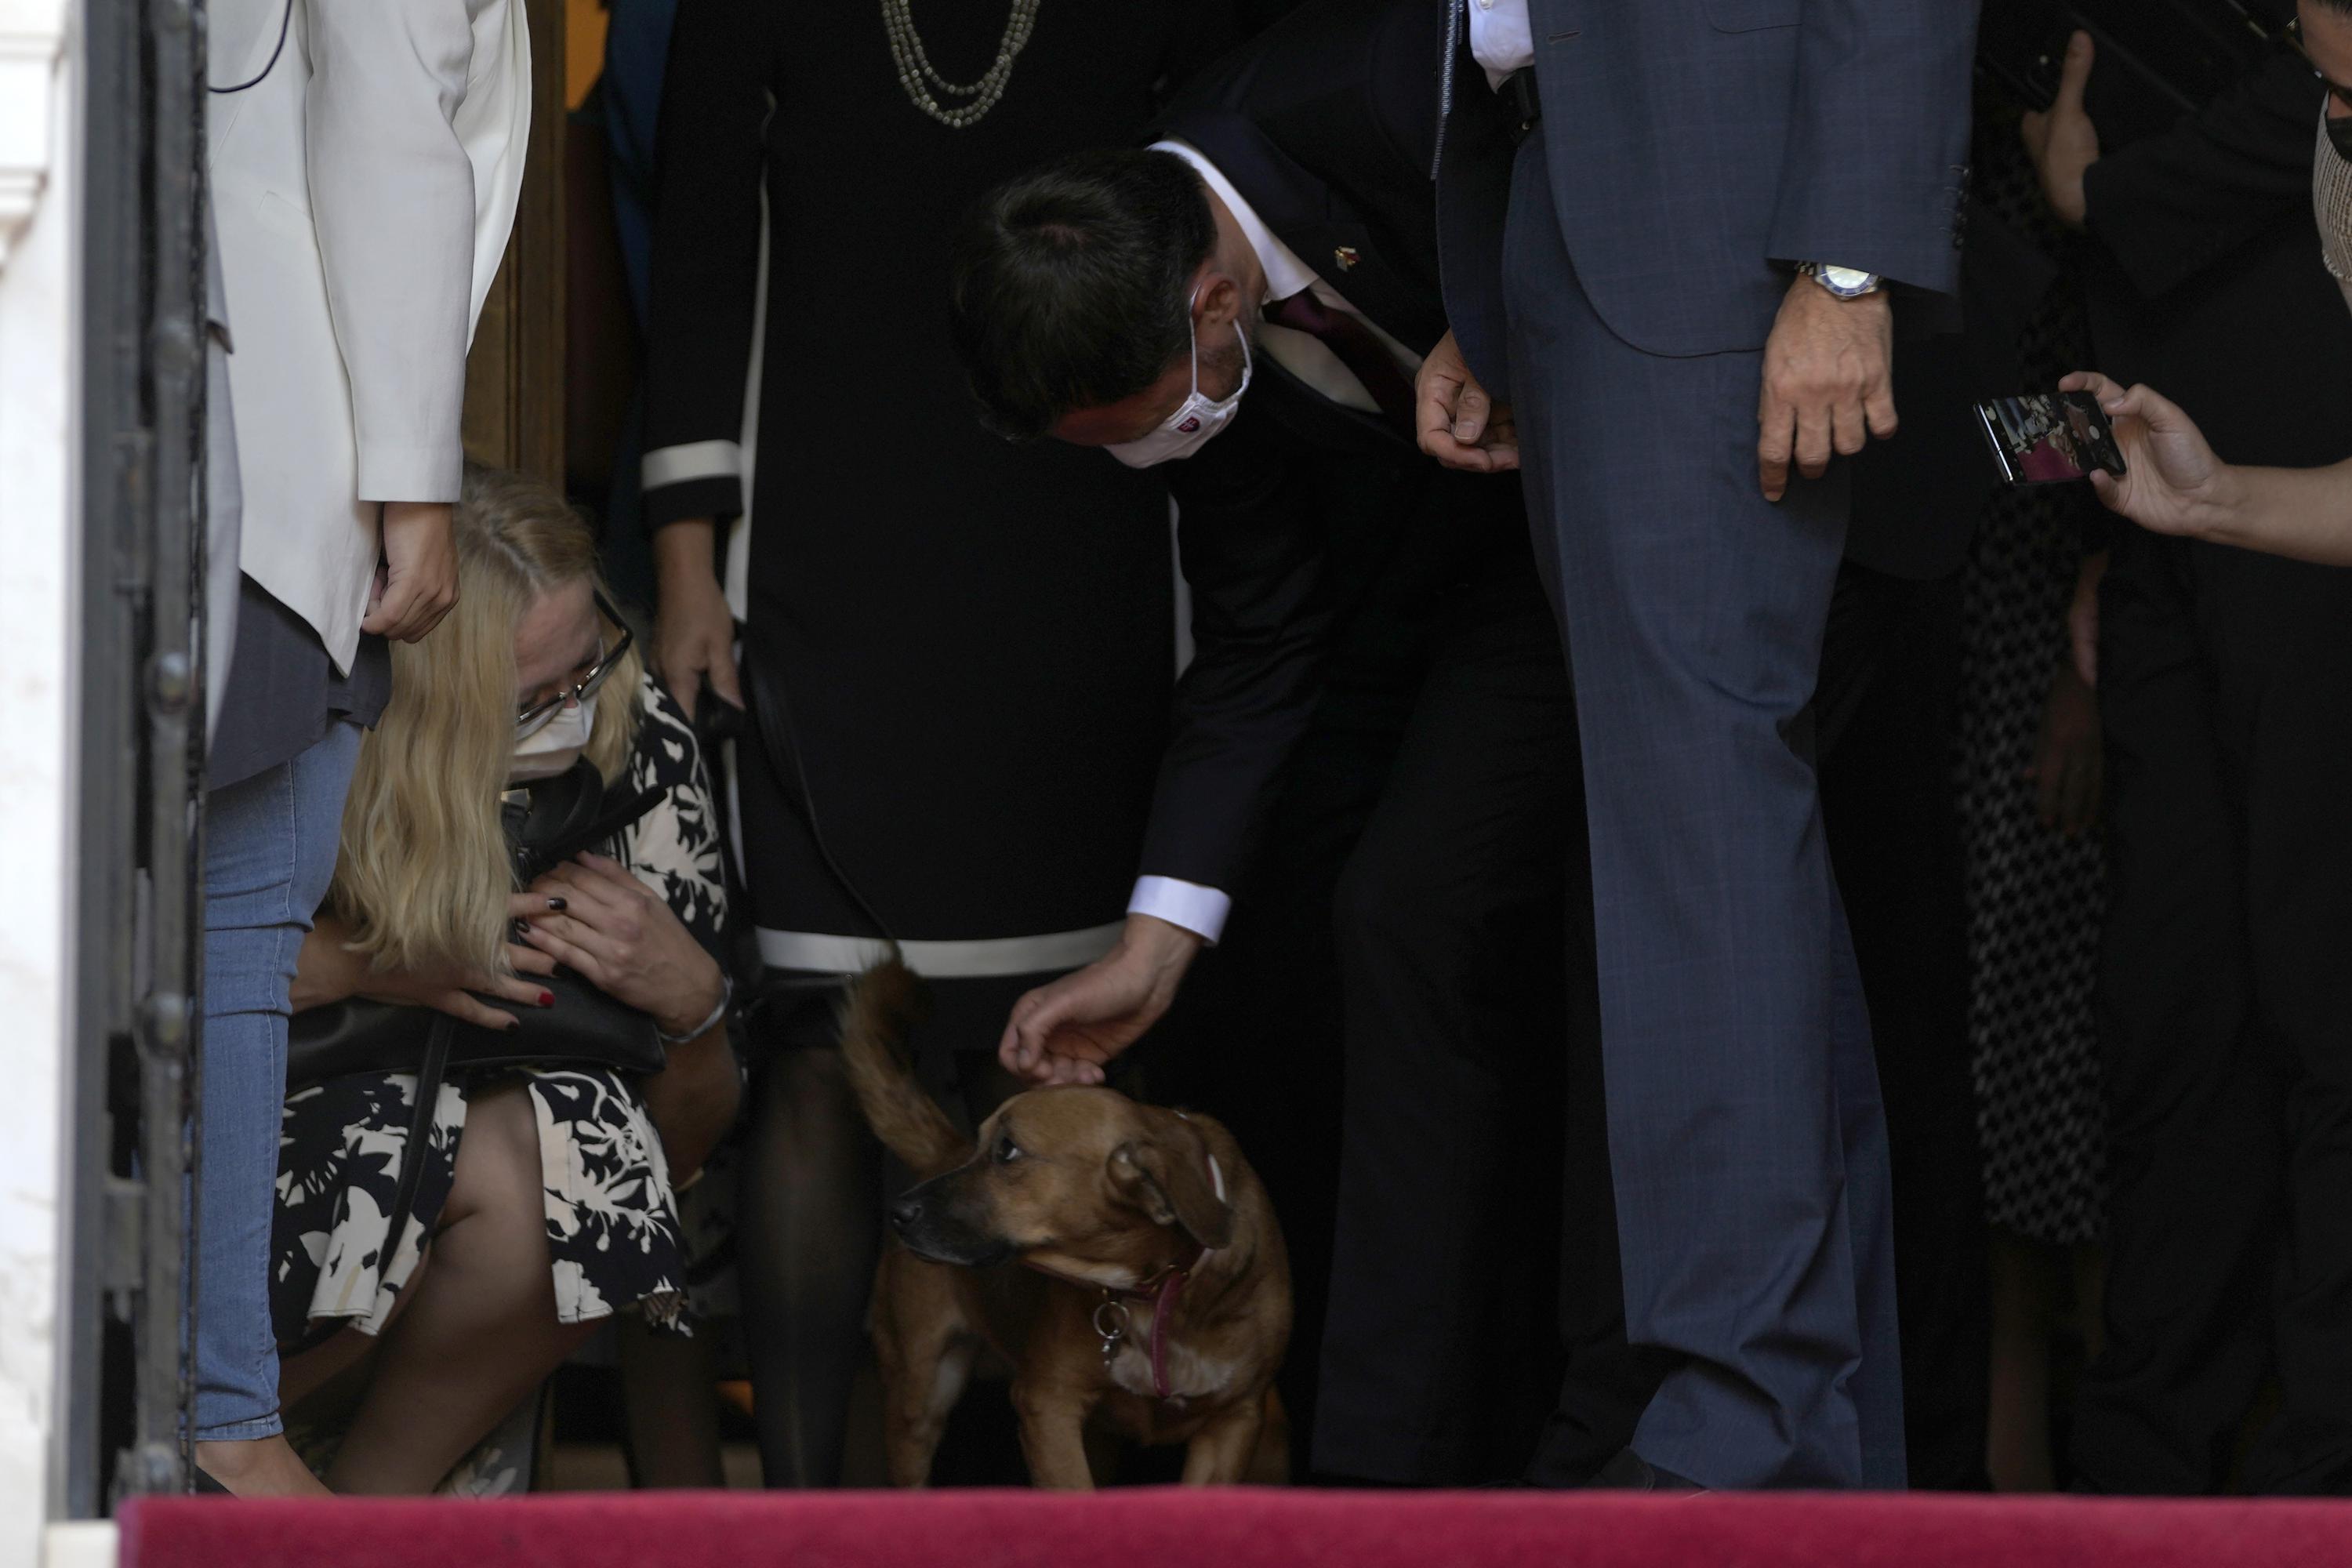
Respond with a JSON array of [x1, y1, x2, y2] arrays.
[[993, 1135, 1022, 1165]]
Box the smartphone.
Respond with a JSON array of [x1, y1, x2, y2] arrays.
[[1973, 390, 2129, 486]]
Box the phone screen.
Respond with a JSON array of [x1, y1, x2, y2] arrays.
[[1973, 390, 2129, 486]]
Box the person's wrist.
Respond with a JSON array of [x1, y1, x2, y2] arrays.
[[1118, 913, 1204, 981], [382, 499, 453, 529], [653, 517, 717, 576], [658, 955, 730, 1041], [2192, 462, 2249, 540]]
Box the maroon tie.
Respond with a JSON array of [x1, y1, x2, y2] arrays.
[[1264, 287, 1419, 441]]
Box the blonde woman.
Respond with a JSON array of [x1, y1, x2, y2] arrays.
[[267, 466, 739, 1494]]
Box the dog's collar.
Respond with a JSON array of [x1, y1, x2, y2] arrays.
[[1019, 1242, 1210, 1403], [1098, 1243, 1209, 1403]]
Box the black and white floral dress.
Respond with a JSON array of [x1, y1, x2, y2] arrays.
[[270, 674, 728, 1356]]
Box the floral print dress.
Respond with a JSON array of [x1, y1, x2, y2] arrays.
[[270, 674, 728, 1359]]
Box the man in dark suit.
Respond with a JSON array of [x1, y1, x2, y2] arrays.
[[948, 0, 1589, 1479], [2027, 10, 2352, 1494], [1423, 2, 1976, 1490]]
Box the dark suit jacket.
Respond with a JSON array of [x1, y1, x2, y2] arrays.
[[1437, 0, 1976, 393], [1131, 0, 1527, 894]]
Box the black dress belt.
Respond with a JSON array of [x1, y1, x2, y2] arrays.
[[1504, 66, 1542, 145]]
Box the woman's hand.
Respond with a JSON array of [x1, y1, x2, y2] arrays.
[[652, 520, 742, 724], [2059, 372, 2237, 542], [295, 914, 555, 1030], [2026, 660, 2104, 838], [514, 852, 727, 1040]]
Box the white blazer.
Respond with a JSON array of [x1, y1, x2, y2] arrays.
[[205, 0, 531, 673]]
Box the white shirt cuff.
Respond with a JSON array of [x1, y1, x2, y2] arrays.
[[1128, 876, 1230, 946]]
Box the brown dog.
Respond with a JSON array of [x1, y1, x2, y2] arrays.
[[838, 960, 1291, 1488]]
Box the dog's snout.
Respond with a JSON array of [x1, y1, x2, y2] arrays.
[[890, 1194, 924, 1231]]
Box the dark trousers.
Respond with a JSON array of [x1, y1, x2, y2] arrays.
[[1497, 134, 1900, 1490], [2073, 531, 2352, 1495], [1312, 548, 1608, 1483], [1817, 565, 1989, 1492], [1312, 550, 1984, 1489]]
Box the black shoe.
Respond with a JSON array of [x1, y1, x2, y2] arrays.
[[1581, 1448, 1706, 1493]]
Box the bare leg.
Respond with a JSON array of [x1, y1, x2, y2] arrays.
[[325, 1085, 598, 1494], [191, 1435, 332, 1497], [618, 1312, 727, 1488], [1985, 1225, 2059, 1492], [641, 1025, 742, 1183], [278, 1323, 389, 1413]]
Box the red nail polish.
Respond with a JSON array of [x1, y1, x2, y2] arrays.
[[539, 990, 554, 1007]]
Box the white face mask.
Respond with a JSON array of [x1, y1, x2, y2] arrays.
[[510, 693, 598, 782], [2316, 104, 2352, 318], [1105, 295, 1254, 468]]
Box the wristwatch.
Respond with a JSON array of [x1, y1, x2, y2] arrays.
[[1798, 262, 1884, 299]]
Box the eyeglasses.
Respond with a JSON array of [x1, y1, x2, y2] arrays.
[[2285, 17, 2352, 162], [516, 591, 634, 736]]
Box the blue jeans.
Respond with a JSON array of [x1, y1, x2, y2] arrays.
[[194, 721, 361, 1440]]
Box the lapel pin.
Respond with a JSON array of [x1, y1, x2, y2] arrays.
[[1332, 245, 1360, 273]]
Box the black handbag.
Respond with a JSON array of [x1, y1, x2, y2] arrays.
[[286, 758, 671, 1265]]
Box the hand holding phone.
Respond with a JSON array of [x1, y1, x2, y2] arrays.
[[1975, 390, 2130, 485]]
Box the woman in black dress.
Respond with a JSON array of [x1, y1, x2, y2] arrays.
[[639, 0, 1233, 1485]]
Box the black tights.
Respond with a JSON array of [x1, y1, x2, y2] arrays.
[[734, 985, 1025, 1487]]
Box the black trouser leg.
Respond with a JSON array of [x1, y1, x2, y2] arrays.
[[2207, 546, 2352, 1495], [1316, 557, 1605, 1484], [1818, 563, 1989, 1492], [2071, 535, 2281, 1494]]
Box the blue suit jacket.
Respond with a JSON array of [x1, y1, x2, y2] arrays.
[[1439, 0, 1977, 387]]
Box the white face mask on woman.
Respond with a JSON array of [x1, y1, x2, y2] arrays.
[[510, 693, 599, 782], [1105, 292, 1254, 468]]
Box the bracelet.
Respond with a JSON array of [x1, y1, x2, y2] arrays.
[[659, 975, 733, 1047]]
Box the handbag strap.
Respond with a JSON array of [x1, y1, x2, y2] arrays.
[[377, 1013, 456, 1283]]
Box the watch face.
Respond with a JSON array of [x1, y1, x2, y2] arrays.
[[1820, 265, 1876, 293]]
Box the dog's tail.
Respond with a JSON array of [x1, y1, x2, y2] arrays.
[[837, 957, 965, 1177]]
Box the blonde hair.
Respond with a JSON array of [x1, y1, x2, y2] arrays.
[[330, 465, 645, 978]]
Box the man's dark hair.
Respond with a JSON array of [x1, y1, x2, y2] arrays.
[[948, 148, 1217, 441]]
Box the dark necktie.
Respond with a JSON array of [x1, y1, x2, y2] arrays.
[[1264, 287, 1419, 441]]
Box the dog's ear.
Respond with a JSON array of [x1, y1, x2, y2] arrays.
[[1109, 1120, 1233, 1250]]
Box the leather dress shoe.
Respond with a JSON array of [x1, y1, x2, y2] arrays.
[[1583, 1448, 1706, 1493]]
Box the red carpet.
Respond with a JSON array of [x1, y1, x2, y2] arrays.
[[118, 1488, 2352, 1568]]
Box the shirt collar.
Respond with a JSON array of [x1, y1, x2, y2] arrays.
[[1149, 139, 1319, 307]]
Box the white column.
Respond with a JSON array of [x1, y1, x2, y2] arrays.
[[0, 0, 84, 1563]]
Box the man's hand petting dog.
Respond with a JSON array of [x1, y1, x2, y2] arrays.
[[999, 913, 1203, 1086]]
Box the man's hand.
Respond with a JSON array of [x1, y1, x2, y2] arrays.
[[997, 913, 1205, 1086], [2021, 31, 2099, 230], [1757, 279, 1895, 502], [652, 519, 742, 724], [1414, 328, 1519, 474], [363, 501, 459, 642], [2058, 373, 2239, 561]]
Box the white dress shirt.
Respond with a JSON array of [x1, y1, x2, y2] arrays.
[[1123, 142, 1427, 947], [1149, 140, 1422, 414], [1468, 0, 1536, 92]]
